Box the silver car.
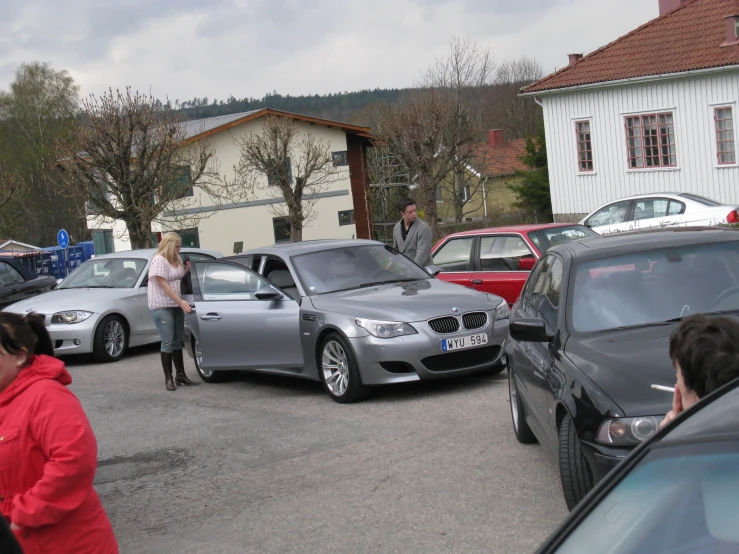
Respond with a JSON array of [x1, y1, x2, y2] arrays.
[[4, 248, 222, 362], [182, 240, 509, 403]]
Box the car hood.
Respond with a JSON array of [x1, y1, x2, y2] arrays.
[[4, 288, 131, 315], [565, 325, 677, 417], [309, 279, 498, 322]]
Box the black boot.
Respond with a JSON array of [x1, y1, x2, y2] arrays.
[[161, 352, 176, 391], [173, 349, 200, 386]]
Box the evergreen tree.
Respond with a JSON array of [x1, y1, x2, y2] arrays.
[[509, 120, 552, 221]]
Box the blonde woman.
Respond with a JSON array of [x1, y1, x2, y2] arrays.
[[148, 233, 200, 391]]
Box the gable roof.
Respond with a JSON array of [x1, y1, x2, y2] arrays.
[[469, 138, 529, 177], [523, 0, 739, 94], [183, 108, 374, 143]]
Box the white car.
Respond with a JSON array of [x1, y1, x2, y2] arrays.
[[580, 193, 739, 235]]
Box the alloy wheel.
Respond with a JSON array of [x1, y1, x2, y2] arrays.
[[321, 340, 349, 397], [104, 320, 125, 358], [194, 340, 213, 378]]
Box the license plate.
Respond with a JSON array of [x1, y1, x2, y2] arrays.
[[441, 333, 488, 352]]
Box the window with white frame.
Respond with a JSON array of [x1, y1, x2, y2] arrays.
[[715, 107, 736, 165], [624, 112, 677, 169], [575, 120, 593, 172]]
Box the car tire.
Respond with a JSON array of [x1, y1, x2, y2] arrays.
[[92, 315, 128, 363], [508, 364, 537, 444], [559, 413, 594, 511], [192, 337, 233, 383], [318, 333, 370, 403]]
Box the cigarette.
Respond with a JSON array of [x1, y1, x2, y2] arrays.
[[651, 384, 675, 393]]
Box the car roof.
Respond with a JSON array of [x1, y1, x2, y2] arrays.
[[238, 239, 381, 257], [443, 223, 585, 238], [92, 247, 222, 260], [550, 226, 739, 262]]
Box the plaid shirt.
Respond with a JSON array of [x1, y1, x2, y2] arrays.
[[147, 255, 185, 309]]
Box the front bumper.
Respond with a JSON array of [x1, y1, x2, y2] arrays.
[[45, 313, 101, 356], [351, 314, 508, 386], [581, 440, 633, 483]]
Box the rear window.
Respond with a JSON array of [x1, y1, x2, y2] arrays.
[[528, 226, 597, 253], [679, 193, 722, 206]]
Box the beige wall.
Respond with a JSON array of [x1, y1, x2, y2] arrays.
[[88, 117, 358, 254]]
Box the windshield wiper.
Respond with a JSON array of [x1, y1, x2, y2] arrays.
[[67, 285, 115, 289], [613, 317, 686, 331], [359, 278, 420, 288]]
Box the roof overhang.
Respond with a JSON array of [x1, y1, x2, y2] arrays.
[[520, 64, 739, 97]]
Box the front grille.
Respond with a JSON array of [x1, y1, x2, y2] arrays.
[[462, 312, 487, 330], [427, 316, 460, 334], [422, 345, 501, 372]]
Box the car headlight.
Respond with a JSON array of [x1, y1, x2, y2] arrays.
[[355, 318, 417, 339], [51, 311, 93, 324], [494, 299, 509, 321], [596, 416, 662, 445]]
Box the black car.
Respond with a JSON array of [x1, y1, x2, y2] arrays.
[[537, 376, 739, 553], [0, 256, 56, 309], [506, 227, 739, 510]]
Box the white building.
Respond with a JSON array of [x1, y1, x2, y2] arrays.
[[88, 109, 374, 254], [521, 0, 739, 222]]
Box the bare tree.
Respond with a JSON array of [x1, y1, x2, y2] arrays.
[[57, 87, 237, 249], [375, 37, 493, 235], [486, 56, 544, 139], [234, 115, 341, 242]]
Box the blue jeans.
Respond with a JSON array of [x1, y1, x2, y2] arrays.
[[150, 308, 184, 353]]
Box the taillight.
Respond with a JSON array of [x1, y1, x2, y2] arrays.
[[728, 210, 739, 224]]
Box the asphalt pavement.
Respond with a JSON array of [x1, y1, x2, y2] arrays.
[[66, 344, 568, 553]]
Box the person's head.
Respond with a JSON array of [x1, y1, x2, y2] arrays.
[[0, 312, 54, 393], [669, 314, 739, 410], [398, 197, 417, 224], [155, 232, 183, 267]]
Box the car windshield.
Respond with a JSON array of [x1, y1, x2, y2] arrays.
[[292, 244, 431, 295], [678, 193, 722, 206], [528, 226, 596, 252], [58, 258, 148, 289], [554, 443, 739, 553], [570, 241, 739, 332]]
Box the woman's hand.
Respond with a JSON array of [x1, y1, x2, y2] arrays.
[[179, 299, 192, 314], [184, 260, 191, 274]]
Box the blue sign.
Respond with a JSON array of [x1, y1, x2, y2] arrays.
[[57, 229, 69, 249]]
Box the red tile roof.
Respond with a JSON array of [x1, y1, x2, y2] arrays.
[[523, 0, 739, 94], [471, 138, 529, 177]]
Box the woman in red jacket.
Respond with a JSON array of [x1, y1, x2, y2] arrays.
[[0, 312, 118, 554]]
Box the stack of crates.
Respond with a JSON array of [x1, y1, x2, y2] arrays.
[[41, 243, 95, 280], [17, 252, 52, 277]]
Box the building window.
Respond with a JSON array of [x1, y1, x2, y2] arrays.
[[624, 112, 677, 169], [92, 230, 114, 254], [332, 151, 348, 167], [273, 218, 291, 243], [575, 120, 593, 172], [338, 210, 354, 226], [715, 107, 736, 165], [267, 158, 292, 187], [175, 166, 194, 198], [178, 228, 200, 248]]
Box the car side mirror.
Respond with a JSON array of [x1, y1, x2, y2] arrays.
[[424, 265, 443, 277], [518, 257, 536, 271], [510, 319, 553, 342], [255, 287, 283, 301]]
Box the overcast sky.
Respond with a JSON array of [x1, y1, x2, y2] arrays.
[[1, 0, 657, 102]]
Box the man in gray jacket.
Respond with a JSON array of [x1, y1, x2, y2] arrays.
[[393, 197, 434, 267]]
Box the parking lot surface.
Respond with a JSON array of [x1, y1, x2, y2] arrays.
[[67, 345, 568, 553]]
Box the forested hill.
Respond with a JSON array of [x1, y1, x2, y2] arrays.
[[177, 88, 409, 126]]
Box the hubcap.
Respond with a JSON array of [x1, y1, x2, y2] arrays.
[[321, 340, 349, 397], [510, 372, 519, 432], [194, 340, 213, 377], [104, 320, 125, 358]]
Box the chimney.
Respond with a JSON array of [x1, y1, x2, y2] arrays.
[[568, 53, 583, 66], [723, 14, 739, 46], [658, 0, 688, 16], [487, 129, 504, 147]]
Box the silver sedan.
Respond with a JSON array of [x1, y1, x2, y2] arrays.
[[4, 248, 222, 362], [183, 240, 509, 403]]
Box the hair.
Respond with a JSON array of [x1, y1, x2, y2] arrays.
[[155, 232, 183, 267], [398, 197, 416, 214], [0, 312, 54, 362], [669, 314, 739, 398]]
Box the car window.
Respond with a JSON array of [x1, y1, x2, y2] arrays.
[[58, 258, 148, 289], [479, 235, 533, 272], [668, 200, 686, 215], [184, 253, 215, 262], [523, 256, 553, 313], [587, 200, 632, 227], [0, 262, 25, 286], [527, 226, 596, 252], [195, 263, 272, 301], [432, 238, 474, 272], [539, 258, 563, 332], [554, 443, 739, 553], [634, 198, 670, 220], [678, 193, 722, 206]]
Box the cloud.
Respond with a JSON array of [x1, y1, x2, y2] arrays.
[[0, 0, 656, 101]]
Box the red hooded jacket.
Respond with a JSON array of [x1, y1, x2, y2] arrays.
[[0, 354, 118, 554]]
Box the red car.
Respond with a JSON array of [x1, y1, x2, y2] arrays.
[[431, 223, 597, 305]]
